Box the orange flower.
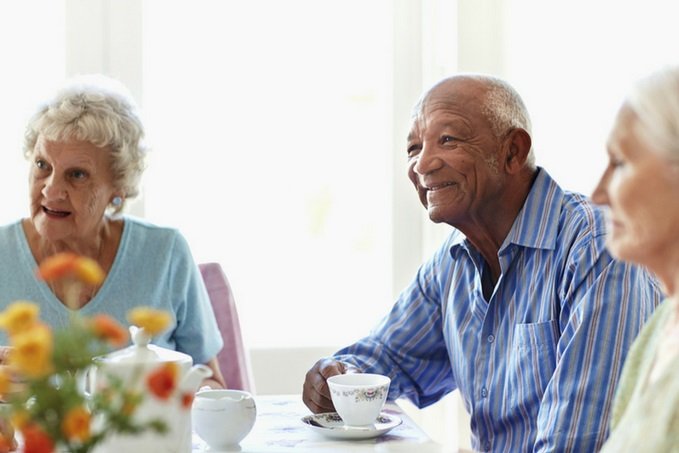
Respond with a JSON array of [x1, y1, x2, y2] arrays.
[[127, 307, 171, 336], [21, 423, 55, 453], [61, 406, 91, 442], [36, 253, 78, 281], [90, 314, 128, 347], [0, 301, 40, 337], [180, 392, 194, 409], [9, 324, 53, 378], [147, 362, 178, 400], [36, 252, 105, 285], [0, 434, 12, 453]]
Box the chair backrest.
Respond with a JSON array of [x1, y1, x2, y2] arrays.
[[199, 262, 255, 393]]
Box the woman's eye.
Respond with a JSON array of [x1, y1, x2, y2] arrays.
[[441, 135, 456, 144], [407, 144, 422, 157], [69, 169, 88, 180], [610, 157, 625, 169], [35, 159, 47, 170]]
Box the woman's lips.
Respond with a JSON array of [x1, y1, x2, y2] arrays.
[[42, 206, 71, 218]]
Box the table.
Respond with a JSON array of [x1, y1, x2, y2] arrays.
[[191, 394, 446, 452]]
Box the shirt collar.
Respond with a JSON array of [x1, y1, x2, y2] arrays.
[[449, 167, 564, 255], [503, 167, 563, 251]]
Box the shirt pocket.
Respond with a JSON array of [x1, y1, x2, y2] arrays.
[[502, 321, 559, 419]]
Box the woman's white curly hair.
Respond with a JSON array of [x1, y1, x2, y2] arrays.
[[23, 74, 147, 214], [627, 65, 679, 160]]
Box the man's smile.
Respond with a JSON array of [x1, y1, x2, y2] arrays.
[[424, 181, 457, 192]]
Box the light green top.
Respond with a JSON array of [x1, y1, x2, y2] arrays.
[[600, 298, 679, 453]]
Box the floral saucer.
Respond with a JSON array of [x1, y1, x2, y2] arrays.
[[301, 411, 402, 440]]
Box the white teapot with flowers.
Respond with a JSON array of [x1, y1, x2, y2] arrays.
[[89, 324, 212, 453], [0, 253, 211, 453]]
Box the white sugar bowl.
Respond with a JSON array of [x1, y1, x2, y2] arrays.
[[192, 389, 257, 449]]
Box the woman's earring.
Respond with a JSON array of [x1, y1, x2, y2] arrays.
[[111, 196, 123, 207]]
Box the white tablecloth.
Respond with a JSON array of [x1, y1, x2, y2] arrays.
[[191, 394, 445, 452]]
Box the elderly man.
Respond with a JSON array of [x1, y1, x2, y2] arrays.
[[302, 74, 662, 452]]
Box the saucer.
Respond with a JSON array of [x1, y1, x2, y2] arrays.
[[301, 411, 402, 440]]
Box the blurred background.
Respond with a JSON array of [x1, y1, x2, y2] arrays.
[[1, 0, 678, 449]]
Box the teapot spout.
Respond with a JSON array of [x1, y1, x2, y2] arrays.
[[180, 364, 213, 393]]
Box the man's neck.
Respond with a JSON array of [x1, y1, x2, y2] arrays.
[[458, 168, 537, 284]]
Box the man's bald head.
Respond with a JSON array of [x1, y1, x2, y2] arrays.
[[414, 75, 533, 163]]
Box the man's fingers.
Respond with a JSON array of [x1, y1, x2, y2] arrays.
[[318, 361, 345, 379], [303, 358, 351, 414], [302, 389, 334, 413]]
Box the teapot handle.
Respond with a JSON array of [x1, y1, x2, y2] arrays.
[[76, 367, 94, 399]]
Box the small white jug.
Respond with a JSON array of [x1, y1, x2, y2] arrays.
[[192, 389, 257, 450]]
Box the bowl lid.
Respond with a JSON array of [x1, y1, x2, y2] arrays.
[[98, 326, 191, 365]]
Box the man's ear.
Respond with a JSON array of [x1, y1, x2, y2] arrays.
[[503, 128, 532, 173]]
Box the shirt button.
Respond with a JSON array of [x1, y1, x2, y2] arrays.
[[481, 387, 488, 398], [487, 334, 495, 343]]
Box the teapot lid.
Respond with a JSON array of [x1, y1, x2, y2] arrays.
[[99, 326, 192, 365]]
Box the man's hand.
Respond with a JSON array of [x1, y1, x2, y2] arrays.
[[302, 358, 358, 413]]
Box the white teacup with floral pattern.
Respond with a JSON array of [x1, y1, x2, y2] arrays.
[[327, 373, 391, 426]]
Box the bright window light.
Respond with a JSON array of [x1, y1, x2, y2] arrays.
[[0, 1, 66, 225], [142, 0, 393, 349], [503, 0, 679, 195]]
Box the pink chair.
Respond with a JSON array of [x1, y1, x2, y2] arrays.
[[199, 262, 255, 392]]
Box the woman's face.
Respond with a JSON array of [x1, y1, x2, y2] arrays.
[[28, 136, 118, 244], [592, 105, 679, 272]]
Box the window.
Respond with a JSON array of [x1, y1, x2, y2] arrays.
[[501, 0, 679, 195], [0, 1, 66, 225], [142, 1, 395, 348]]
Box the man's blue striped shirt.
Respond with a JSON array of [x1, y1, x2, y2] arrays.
[[335, 168, 661, 452]]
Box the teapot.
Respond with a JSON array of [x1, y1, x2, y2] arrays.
[[89, 326, 213, 453]]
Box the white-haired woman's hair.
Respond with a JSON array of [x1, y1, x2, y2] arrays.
[[480, 76, 535, 167], [627, 65, 679, 160], [23, 74, 147, 214]]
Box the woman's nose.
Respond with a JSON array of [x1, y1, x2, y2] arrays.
[[591, 170, 610, 205], [42, 174, 67, 200]]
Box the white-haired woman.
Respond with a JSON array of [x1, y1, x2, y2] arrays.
[[593, 66, 679, 451], [0, 74, 225, 388]]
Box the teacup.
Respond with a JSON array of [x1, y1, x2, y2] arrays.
[[327, 373, 390, 426], [192, 389, 257, 450]]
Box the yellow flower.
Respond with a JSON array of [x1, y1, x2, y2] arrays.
[[9, 324, 53, 378], [127, 307, 171, 336], [0, 368, 10, 395], [73, 256, 105, 286], [0, 301, 40, 337], [10, 409, 29, 429], [61, 406, 91, 442]]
